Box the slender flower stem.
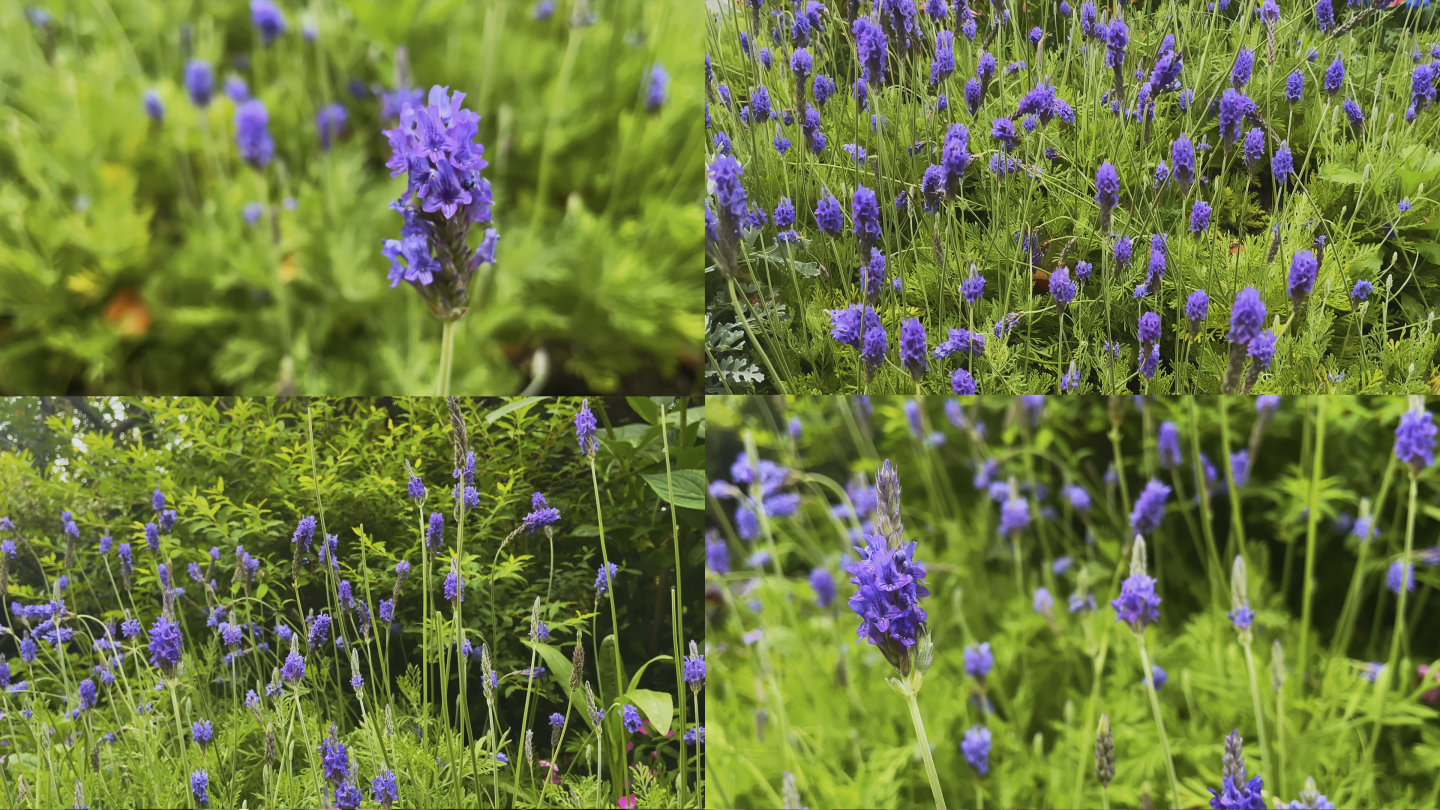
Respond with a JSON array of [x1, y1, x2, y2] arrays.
[[589, 456, 629, 798], [1367, 470, 1418, 773], [436, 319, 456, 396], [1242, 642, 1272, 796], [975, 780, 985, 810], [1100, 784, 1110, 810], [660, 401, 691, 808], [1297, 397, 1326, 682], [1136, 636, 1179, 810], [902, 690, 947, 810]]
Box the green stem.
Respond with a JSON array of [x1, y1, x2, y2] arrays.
[[902, 690, 947, 810], [589, 456, 628, 800], [437, 319, 456, 396], [728, 278, 788, 394], [1242, 642, 1273, 798], [1297, 397, 1326, 683], [532, 26, 584, 232], [1366, 469, 1418, 780], [1137, 636, 1179, 810], [659, 400, 690, 808]]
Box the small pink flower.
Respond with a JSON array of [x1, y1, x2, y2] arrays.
[[1419, 665, 1440, 705], [618, 796, 638, 809]]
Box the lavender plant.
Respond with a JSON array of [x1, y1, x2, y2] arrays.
[[708, 395, 1439, 810], [0, 396, 703, 809]]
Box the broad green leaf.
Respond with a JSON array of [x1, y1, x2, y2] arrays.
[[641, 469, 706, 510], [627, 397, 660, 425], [626, 654, 675, 693], [625, 688, 674, 736]]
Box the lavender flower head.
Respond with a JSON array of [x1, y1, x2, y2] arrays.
[[382, 86, 497, 318], [445, 557, 465, 604], [1288, 249, 1318, 309], [962, 725, 992, 775], [1274, 142, 1294, 184], [316, 103, 348, 151], [1229, 287, 1266, 344], [251, 0, 287, 46], [575, 399, 599, 457], [846, 515, 931, 675], [1112, 536, 1161, 631], [523, 492, 561, 533], [1000, 489, 1030, 536], [1158, 421, 1183, 469], [1395, 403, 1437, 473], [853, 17, 888, 88], [1325, 55, 1345, 97], [596, 561, 619, 596], [1209, 728, 1265, 809], [1172, 134, 1196, 186], [1094, 162, 1120, 227], [371, 770, 399, 809], [1218, 89, 1254, 143], [185, 60, 214, 108], [148, 616, 183, 676], [235, 99, 275, 168], [1232, 47, 1254, 87], [1130, 479, 1171, 536], [1051, 265, 1076, 308], [964, 641, 994, 679], [1286, 70, 1305, 104], [899, 319, 928, 382], [319, 726, 350, 787], [1387, 560, 1415, 594], [646, 64, 669, 111], [191, 770, 209, 807]]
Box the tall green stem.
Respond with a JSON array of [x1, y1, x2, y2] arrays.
[[1365, 470, 1418, 782], [1297, 397, 1326, 682], [660, 401, 691, 808], [589, 456, 628, 798], [1242, 642, 1272, 797], [902, 690, 947, 810], [1136, 637, 1179, 810]]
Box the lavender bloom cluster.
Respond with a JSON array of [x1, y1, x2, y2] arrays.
[[383, 86, 499, 320]]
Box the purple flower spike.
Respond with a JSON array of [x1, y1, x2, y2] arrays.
[[1395, 406, 1437, 473]]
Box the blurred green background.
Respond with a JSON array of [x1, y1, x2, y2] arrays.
[[0, 0, 702, 395]]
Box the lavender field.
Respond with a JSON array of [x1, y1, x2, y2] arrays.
[[703, 0, 1440, 394]]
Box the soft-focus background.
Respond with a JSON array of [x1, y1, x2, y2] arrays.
[[0, 0, 702, 395]]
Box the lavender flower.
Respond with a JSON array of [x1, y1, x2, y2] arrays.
[[1112, 540, 1161, 631], [962, 725, 992, 775], [144, 88, 165, 122], [147, 616, 183, 676], [1171, 134, 1195, 186], [1351, 279, 1373, 300], [1232, 47, 1254, 87], [251, 0, 287, 46], [846, 509, 930, 674], [445, 558, 464, 604], [852, 185, 881, 249], [1051, 265, 1076, 308], [192, 719, 213, 752], [234, 100, 275, 168], [1229, 287, 1266, 344], [282, 650, 306, 682], [316, 103, 348, 151], [382, 87, 497, 314], [854, 17, 888, 88], [185, 60, 214, 108], [900, 319, 928, 381], [1158, 422, 1183, 469], [319, 726, 350, 787], [646, 64, 668, 110], [1395, 406, 1437, 473], [371, 770, 399, 809], [1218, 89, 1254, 143], [596, 562, 619, 596], [1209, 729, 1266, 809], [1273, 142, 1294, 184], [1191, 200, 1212, 232], [192, 770, 209, 807], [1288, 249, 1318, 310], [1286, 70, 1305, 104], [1094, 162, 1120, 231], [1325, 55, 1344, 97], [964, 642, 994, 679], [575, 399, 599, 458], [308, 612, 332, 648], [1315, 0, 1334, 31], [952, 369, 977, 394], [523, 492, 561, 533], [1130, 479, 1170, 536]]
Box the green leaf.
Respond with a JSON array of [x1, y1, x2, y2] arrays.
[[625, 688, 674, 736], [626, 654, 675, 693], [484, 397, 548, 425], [1318, 165, 1365, 185], [627, 397, 660, 425], [640, 470, 706, 510], [522, 640, 597, 733]]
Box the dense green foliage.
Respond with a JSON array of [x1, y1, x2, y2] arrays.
[[0, 395, 705, 808], [704, 1, 1440, 393], [706, 395, 1440, 809], [0, 0, 702, 394]]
